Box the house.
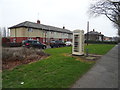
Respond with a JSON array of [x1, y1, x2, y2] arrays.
[[9, 20, 73, 44], [104, 36, 119, 42], [85, 29, 104, 41], [104, 36, 113, 41]]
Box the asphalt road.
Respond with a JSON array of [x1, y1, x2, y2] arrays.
[[72, 44, 119, 88]]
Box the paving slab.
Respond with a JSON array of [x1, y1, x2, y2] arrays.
[[72, 44, 119, 88]]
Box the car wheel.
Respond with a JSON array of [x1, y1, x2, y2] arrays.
[[42, 46, 46, 49], [44, 46, 46, 49], [51, 46, 53, 48]]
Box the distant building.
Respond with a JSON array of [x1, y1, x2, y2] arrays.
[[104, 36, 112, 41], [104, 36, 119, 42], [85, 29, 104, 41], [9, 20, 73, 44]]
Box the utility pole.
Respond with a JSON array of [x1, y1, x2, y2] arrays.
[[87, 21, 89, 45], [86, 21, 89, 56], [45, 31, 47, 44]]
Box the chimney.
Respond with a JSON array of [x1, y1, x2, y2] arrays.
[[100, 32, 101, 34], [37, 20, 40, 24], [93, 29, 95, 32], [63, 26, 65, 29]]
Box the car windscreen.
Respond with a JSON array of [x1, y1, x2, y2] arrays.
[[56, 41, 63, 43], [37, 41, 41, 44], [51, 41, 55, 43], [27, 41, 33, 43], [31, 41, 41, 44]]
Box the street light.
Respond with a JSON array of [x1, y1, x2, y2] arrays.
[[45, 30, 47, 44], [86, 21, 89, 57]]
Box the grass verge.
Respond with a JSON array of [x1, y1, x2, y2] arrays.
[[2, 44, 115, 88], [84, 44, 115, 55]]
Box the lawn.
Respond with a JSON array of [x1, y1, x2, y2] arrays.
[[84, 44, 115, 55], [2, 44, 115, 88]]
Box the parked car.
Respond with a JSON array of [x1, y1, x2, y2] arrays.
[[50, 40, 66, 48], [65, 41, 72, 46], [22, 40, 46, 49]]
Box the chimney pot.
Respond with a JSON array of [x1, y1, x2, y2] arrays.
[[63, 26, 65, 29], [37, 20, 40, 24]]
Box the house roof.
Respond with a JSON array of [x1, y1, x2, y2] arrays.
[[85, 31, 104, 36], [9, 21, 73, 34]]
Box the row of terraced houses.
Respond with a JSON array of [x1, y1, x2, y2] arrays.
[[7, 20, 116, 44], [9, 20, 73, 44]]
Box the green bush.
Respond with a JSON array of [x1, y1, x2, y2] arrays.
[[85, 40, 118, 44]]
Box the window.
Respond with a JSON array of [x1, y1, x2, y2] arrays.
[[28, 38, 33, 40], [43, 38, 45, 42], [74, 35, 79, 52], [28, 28, 33, 32], [13, 38, 16, 42]]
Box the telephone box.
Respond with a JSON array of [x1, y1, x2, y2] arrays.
[[72, 30, 84, 55]]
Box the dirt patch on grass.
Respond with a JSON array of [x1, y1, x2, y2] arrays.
[[2, 47, 50, 70], [63, 53, 102, 64]]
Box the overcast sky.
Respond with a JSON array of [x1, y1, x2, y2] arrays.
[[0, 0, 118, 37]]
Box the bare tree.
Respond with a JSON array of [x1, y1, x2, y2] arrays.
[[2, 27, 6, 37], [89, 0, 120, 36]]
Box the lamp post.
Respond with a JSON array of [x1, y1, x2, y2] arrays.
[[86, 21, 89, 56], [14, 28, 17, 43], [28, 28, 29, 39], [87, 21, 89, 46], [48, 28, 50, 45], [45, 30, 47, 44]]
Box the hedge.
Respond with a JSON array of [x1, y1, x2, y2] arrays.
[[84, 40, 118, 44]]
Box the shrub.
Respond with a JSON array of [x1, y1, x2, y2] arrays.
[[2, 47, 49, 62], [84, 40, 118, 44]]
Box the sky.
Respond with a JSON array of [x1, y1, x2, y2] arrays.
[[0, 0, 118, 37]]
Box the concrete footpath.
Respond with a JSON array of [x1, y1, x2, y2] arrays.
[[72, 44, 119, 88]]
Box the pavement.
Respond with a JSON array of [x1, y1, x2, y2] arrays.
[[72, 44, 119, 88]]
